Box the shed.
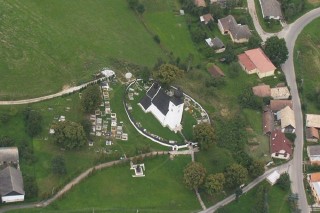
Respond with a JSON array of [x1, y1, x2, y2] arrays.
[[267, 170, 280, 185]]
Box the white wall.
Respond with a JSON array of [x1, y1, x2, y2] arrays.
[[257, 70, 275, 78], [164, 102, 184, 132], [2, 195, 24, 203]]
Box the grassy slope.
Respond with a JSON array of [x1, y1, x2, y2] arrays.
[[294, 17, 320, 114], [0, 0, 164, 100], [9, 156, 201, 213]]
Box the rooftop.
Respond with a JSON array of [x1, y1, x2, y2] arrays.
[[0, 166, 25, 196], [194, 0, 206, 7], [306, 114, 320, 128], [270, 129, 293, 155], [252, 84, 271, 97], [310, 172, 320, 182], [260, 0, 283, 18], [270, 100, 293, 111], [207, 64, 225, 77], [200, 14, 213, 24], [244, 48, 276, 73], [308, 145, 320, 156], [271, 87, 290, 99], [306, 127, 319, 140], [277, 106, 296, 129], [0, 147, 19, 164]]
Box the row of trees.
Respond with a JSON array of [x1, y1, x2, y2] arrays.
[[127, 0, 145, 14]]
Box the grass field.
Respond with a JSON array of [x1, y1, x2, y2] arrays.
[[0, 0, 165, 100], [294, 17, 320, 114], [9, 156, 201, 213], [217, 181, 291, 213]]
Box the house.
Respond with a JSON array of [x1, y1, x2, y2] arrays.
[[306, 114, 320, 129], [207, 64, 225, 77], [200, 14, 214, 24], [217, 15, 251, 43], [276, 106, 296, 133], [0, 147, 19, 167], [308, 172, 320, 204], [210, 0, 227, 7], [194, 0, 206, 7], [238, 48, 276, 78], [267, 170, 281, 185], [252, 84, 271, 97], [306, 127, 320, 142], [138, 83, 184, 133], [307, 145, 320, 164], [263, 106, 274, 135], [205, 37, 225, 53], [0, 166, 25, 203], [270, 130, 293, 160], [259, 0, 283, 20], [271, 87, 290, 99], [270, 100, 293, 112]]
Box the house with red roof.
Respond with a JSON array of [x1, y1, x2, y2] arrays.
[[270, 130, 293, 160], [238, 48, 276, 78]]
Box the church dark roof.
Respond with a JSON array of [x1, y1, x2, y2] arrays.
[[139, 83, 184, 116]]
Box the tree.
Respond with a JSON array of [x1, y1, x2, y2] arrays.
[[127, 0, 138, 9], [136, 3, 145, 14], [276, 173, 291, 191], [81, 85, 102, 113], [193, 123, 215, 150], [183, 162, 206, 190], [229, 62, 242, 78], [53, 121, 87, 150], [0, 113, 10, 124], [23, 174, 38, 199], [248, 35, 261, 49], [0, 136, 15, 147], [51, 156, 67, 175], [248, 160, 265, 178], [81, 118, 92, 139], [138, 66, 151, 82], [23, 109, 43, 137], [264, 36, 289, 67], [223, 45, 236, 64], [154, 64, 183, 87], [238, 88, 263, 110], [205, 173, 225, 195], [224, 164, 248, 188]]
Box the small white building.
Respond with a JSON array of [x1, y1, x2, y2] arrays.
[[267, 170, 280, 185]]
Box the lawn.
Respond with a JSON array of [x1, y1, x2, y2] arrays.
[[9, 156, 201, 213], [217, 181, 291, 213], [253, 0, 282, 33], [294, 17, 320, 114], [0, 0, 165, 100]]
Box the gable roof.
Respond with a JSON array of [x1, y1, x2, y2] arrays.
[[263, 107, 274, 134], [306, 114, 320, 128], [207, 64, 225, 77], [306, 127, 319, 140], [252, 84, 271, 97], [270, 100, 293, 111], [200, 14, 214, 24], [310, 172, 320, 182], [0, 166, 25, 196], [270, 130, 293, 155], [271, 87, 290, 99], [211, 37, 225, 49], [230, 25, 252, 40], [277, 106, 296, 129], [238, 53, 256, 71], [244, 48, 276, 73], [308, 145, 320, 156], [0, 147, 19, 163], [218, 15, 237, 32], [260, 0, 283, 18], [194, 0, 206, 7]]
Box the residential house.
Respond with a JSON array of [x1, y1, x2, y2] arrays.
[[276, 106, 295, 133], [0, 147, 19, 168], [218, 15, 251, 43], [271, 87, 290, 99], [259, 0, 283, 20], [308, 172, 320, 204], [252, 84, 271, 97], [0, 166, 25, 203], [306, 127, 320, 142], [194, 0, 206, 7], [270, 100, 293, 112], [205, 37, 225, 53], [307, 145, 320, 164], [200, 14, 214, 24], [270, 130, 293, 160], [207, 64, 225, 77], [238, 48, 276, 78], [263, 106, 274, 135], [306, 114, 320, 129], [138, 83, 184, 133]]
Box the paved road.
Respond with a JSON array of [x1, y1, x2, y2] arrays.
[[280, 8, 320, 213], [0, 78, 104, 105], [199, 163, 291, 213]]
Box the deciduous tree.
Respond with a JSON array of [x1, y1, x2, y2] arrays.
[[154, 64, 183, 86], [224, 164, 248, 188], [23, 109, 43, 137], [248, 160, 265, 178], [193, 123, 215, 150], [264, 36, 288, 67], [183, 162, 206, 190], [205, 173, 225, 195], [81, 85, 102, 113]]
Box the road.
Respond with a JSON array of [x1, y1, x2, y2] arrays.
[[199, 163, 291, 213]]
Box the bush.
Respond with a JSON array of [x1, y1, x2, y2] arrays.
[[276, 173, 291, 191], [153, 35, 160, 44], [285, 133, 296, 142], [51, 156, 67, 175]]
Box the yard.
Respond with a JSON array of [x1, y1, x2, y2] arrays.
[[0, 0, 165, 100], [9, 156, 201, 213]]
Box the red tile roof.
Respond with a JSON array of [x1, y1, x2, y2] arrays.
[[194, 0, 206, 7], [207, 64, 225, 77], [238, 53, 256, 71], [252, 84, 271, 97], [270, 100, 293, 111], [310, 172, 320, 182], [307, 127, 320, 140], [244, 48, 276, 73], [263, 107, 274, 135], [270, 129, 293, 155]]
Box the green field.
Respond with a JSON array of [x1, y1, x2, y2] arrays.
[[217, 181, 291, 213], [294, 17, 320, 114], [9, 156, 201, 213], [0, 0, 165, 100]]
